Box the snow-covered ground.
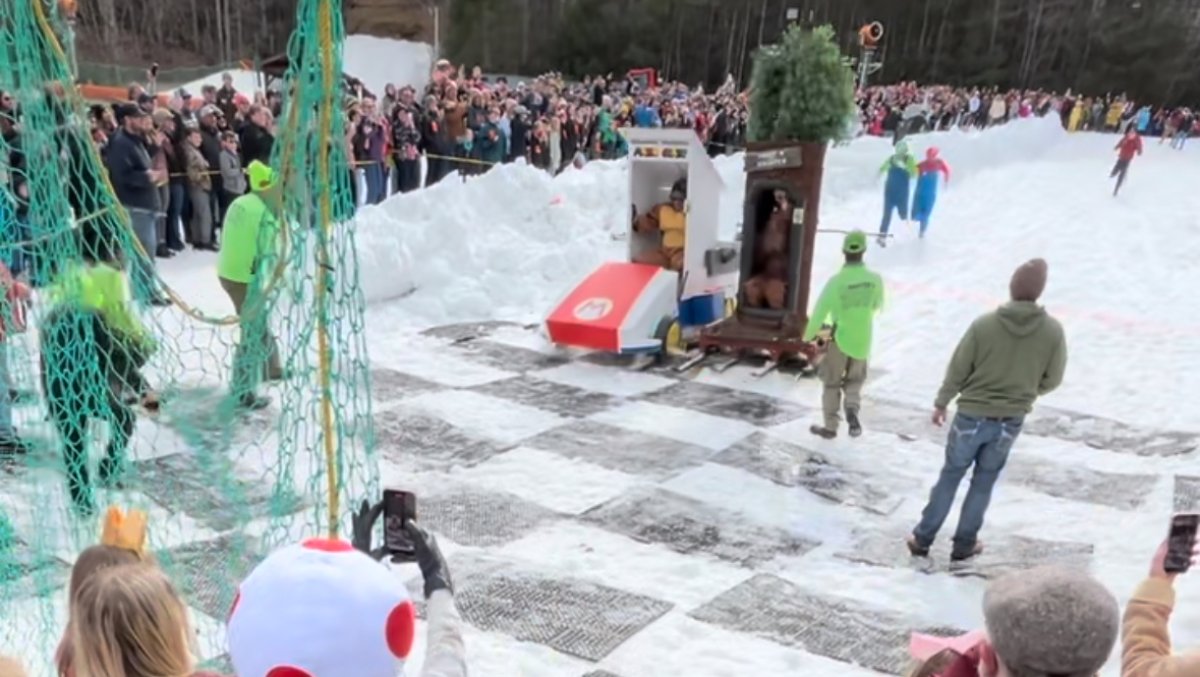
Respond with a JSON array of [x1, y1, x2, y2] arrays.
[[4, 120, 1199, 677]]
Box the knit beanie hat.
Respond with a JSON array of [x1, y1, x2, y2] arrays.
[[1009, 258, 1048, 302], [227, 538, 416, 677], [983, 566, 1118, 677]]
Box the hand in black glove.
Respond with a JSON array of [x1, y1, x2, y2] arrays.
[[351, 499, 387, 561], [405, 520, 453, 599]]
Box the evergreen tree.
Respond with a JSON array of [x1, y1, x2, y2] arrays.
[[749, 25, 856, 143]]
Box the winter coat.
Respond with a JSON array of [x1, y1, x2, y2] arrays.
[[353, 119, 386, 164], [934, 301, 1066, 417], [1122, 577, 1200, 677], [390, 117, 422, 162], [509, 117, 531, 162], [477, 122, 506, 165], [802, 262, 885, 361], [199, 124, 224, 192], [420, 590, 468, 677], [185, 144, 212, 191], [239, 122, 274, 167], [443, 103, 468, 141], [103, 128, 160, 212], [1116, 135, 1143, 162], [221, 149, 247, 195]]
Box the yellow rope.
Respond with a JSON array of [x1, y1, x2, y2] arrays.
[[315, 0, 340, 540], [30, 0, 290, 328]]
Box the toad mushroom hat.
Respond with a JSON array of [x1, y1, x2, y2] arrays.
[[227, 538, 416, 677]]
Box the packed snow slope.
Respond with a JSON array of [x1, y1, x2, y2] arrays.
[[352, 118, 1198, 431]]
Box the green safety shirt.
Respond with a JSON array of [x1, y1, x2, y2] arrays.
[[50, 262, 151, 346], [217, 192, 278, 284], [803, 262, 885, 361]]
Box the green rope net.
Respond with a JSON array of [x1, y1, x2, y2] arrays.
[[0, 0, 376, 670]]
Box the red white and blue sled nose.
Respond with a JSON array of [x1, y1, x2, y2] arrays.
[[546, 262, 679, 354]]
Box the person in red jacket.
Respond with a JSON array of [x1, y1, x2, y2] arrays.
[[1112, 128, 1143, 197]]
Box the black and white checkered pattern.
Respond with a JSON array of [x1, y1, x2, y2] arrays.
[[2, 319, 1197, 676]]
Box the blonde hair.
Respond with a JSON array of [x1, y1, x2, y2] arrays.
[[70, 563, 193, 677], [60, 545, 145, 677]]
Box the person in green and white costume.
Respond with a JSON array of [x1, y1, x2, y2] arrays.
[[803, 231, 885, 439], [217, 160, 283, 410]]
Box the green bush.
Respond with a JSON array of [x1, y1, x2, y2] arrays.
[[748, 24, 856, 144]]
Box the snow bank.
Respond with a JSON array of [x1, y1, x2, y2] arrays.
[[352, 160, 630, 319], [343, 35, 433, 96], [354, 118, 1068, 323]]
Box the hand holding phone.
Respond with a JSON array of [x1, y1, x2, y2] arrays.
[[383, 489, 417, 564], [1159, 513, 1200, 577]]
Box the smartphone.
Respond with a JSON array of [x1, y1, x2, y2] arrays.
[[1165, 513, 1200, 574], [382, 489, 417, 563]]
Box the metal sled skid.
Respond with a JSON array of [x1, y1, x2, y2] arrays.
[[546, 129, 738, 355]]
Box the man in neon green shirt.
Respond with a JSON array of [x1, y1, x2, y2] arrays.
[[217, 160, 282, 409], [803, 230, 884, 439]]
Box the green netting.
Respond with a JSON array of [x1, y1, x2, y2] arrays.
[[0, 0, 376, 670]]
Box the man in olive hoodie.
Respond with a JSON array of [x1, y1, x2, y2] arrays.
[[909, 258, 1066, 562]]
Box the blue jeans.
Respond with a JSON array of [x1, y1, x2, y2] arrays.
[[364, 163, 386, 204], [913, 413, 1024, 554], [166, 182, 186, 249]]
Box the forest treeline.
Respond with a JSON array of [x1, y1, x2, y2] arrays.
[[74, 0, 1200, 105]]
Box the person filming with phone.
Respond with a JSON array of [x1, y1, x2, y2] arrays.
[[223, 488, 467, 677], [1122, 517, 1200, 677]]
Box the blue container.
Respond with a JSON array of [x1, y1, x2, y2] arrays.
[[678, 292, 725, 328]]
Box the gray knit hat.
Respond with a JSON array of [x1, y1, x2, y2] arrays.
[[1010, 258, 1048, 302], [983, 566, 1118, 677]]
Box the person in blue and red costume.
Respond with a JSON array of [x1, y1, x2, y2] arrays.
[[878, 140, 918, 247], [912, 147, 951, 239]]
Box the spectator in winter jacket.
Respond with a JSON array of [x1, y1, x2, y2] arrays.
[[909, 259, 1065, 562], [477, 107, 506, 168], [508, 105, 531, 163], [239, 104, 274, 168], [1122, 539, 1200, 677], [102, 103, 168, 306], [197, 105, 226, 225], [184, 126, 215, 250], [391, 108, 422, 194], [152, 109, 186, 255], [419, 95, 452, 187], [226, 507, 467, 677], [220, 130, 247, 204], [216, 72, 238, 122], [354, 97, 388, 204], [905, 566, 1117, 677], [804, 231, 885, 440]]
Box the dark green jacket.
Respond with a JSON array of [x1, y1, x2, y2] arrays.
[[935, 301, 1067, 418]]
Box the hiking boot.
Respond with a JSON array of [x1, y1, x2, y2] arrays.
[[809, 424, 836, 440], [906, 534, 930, 557], [239, 393, 272, 410], [951, 541, 984, 562], [846, 410, 862, 438]]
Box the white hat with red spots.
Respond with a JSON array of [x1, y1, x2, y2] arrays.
[[226, 537, 416, 677]]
